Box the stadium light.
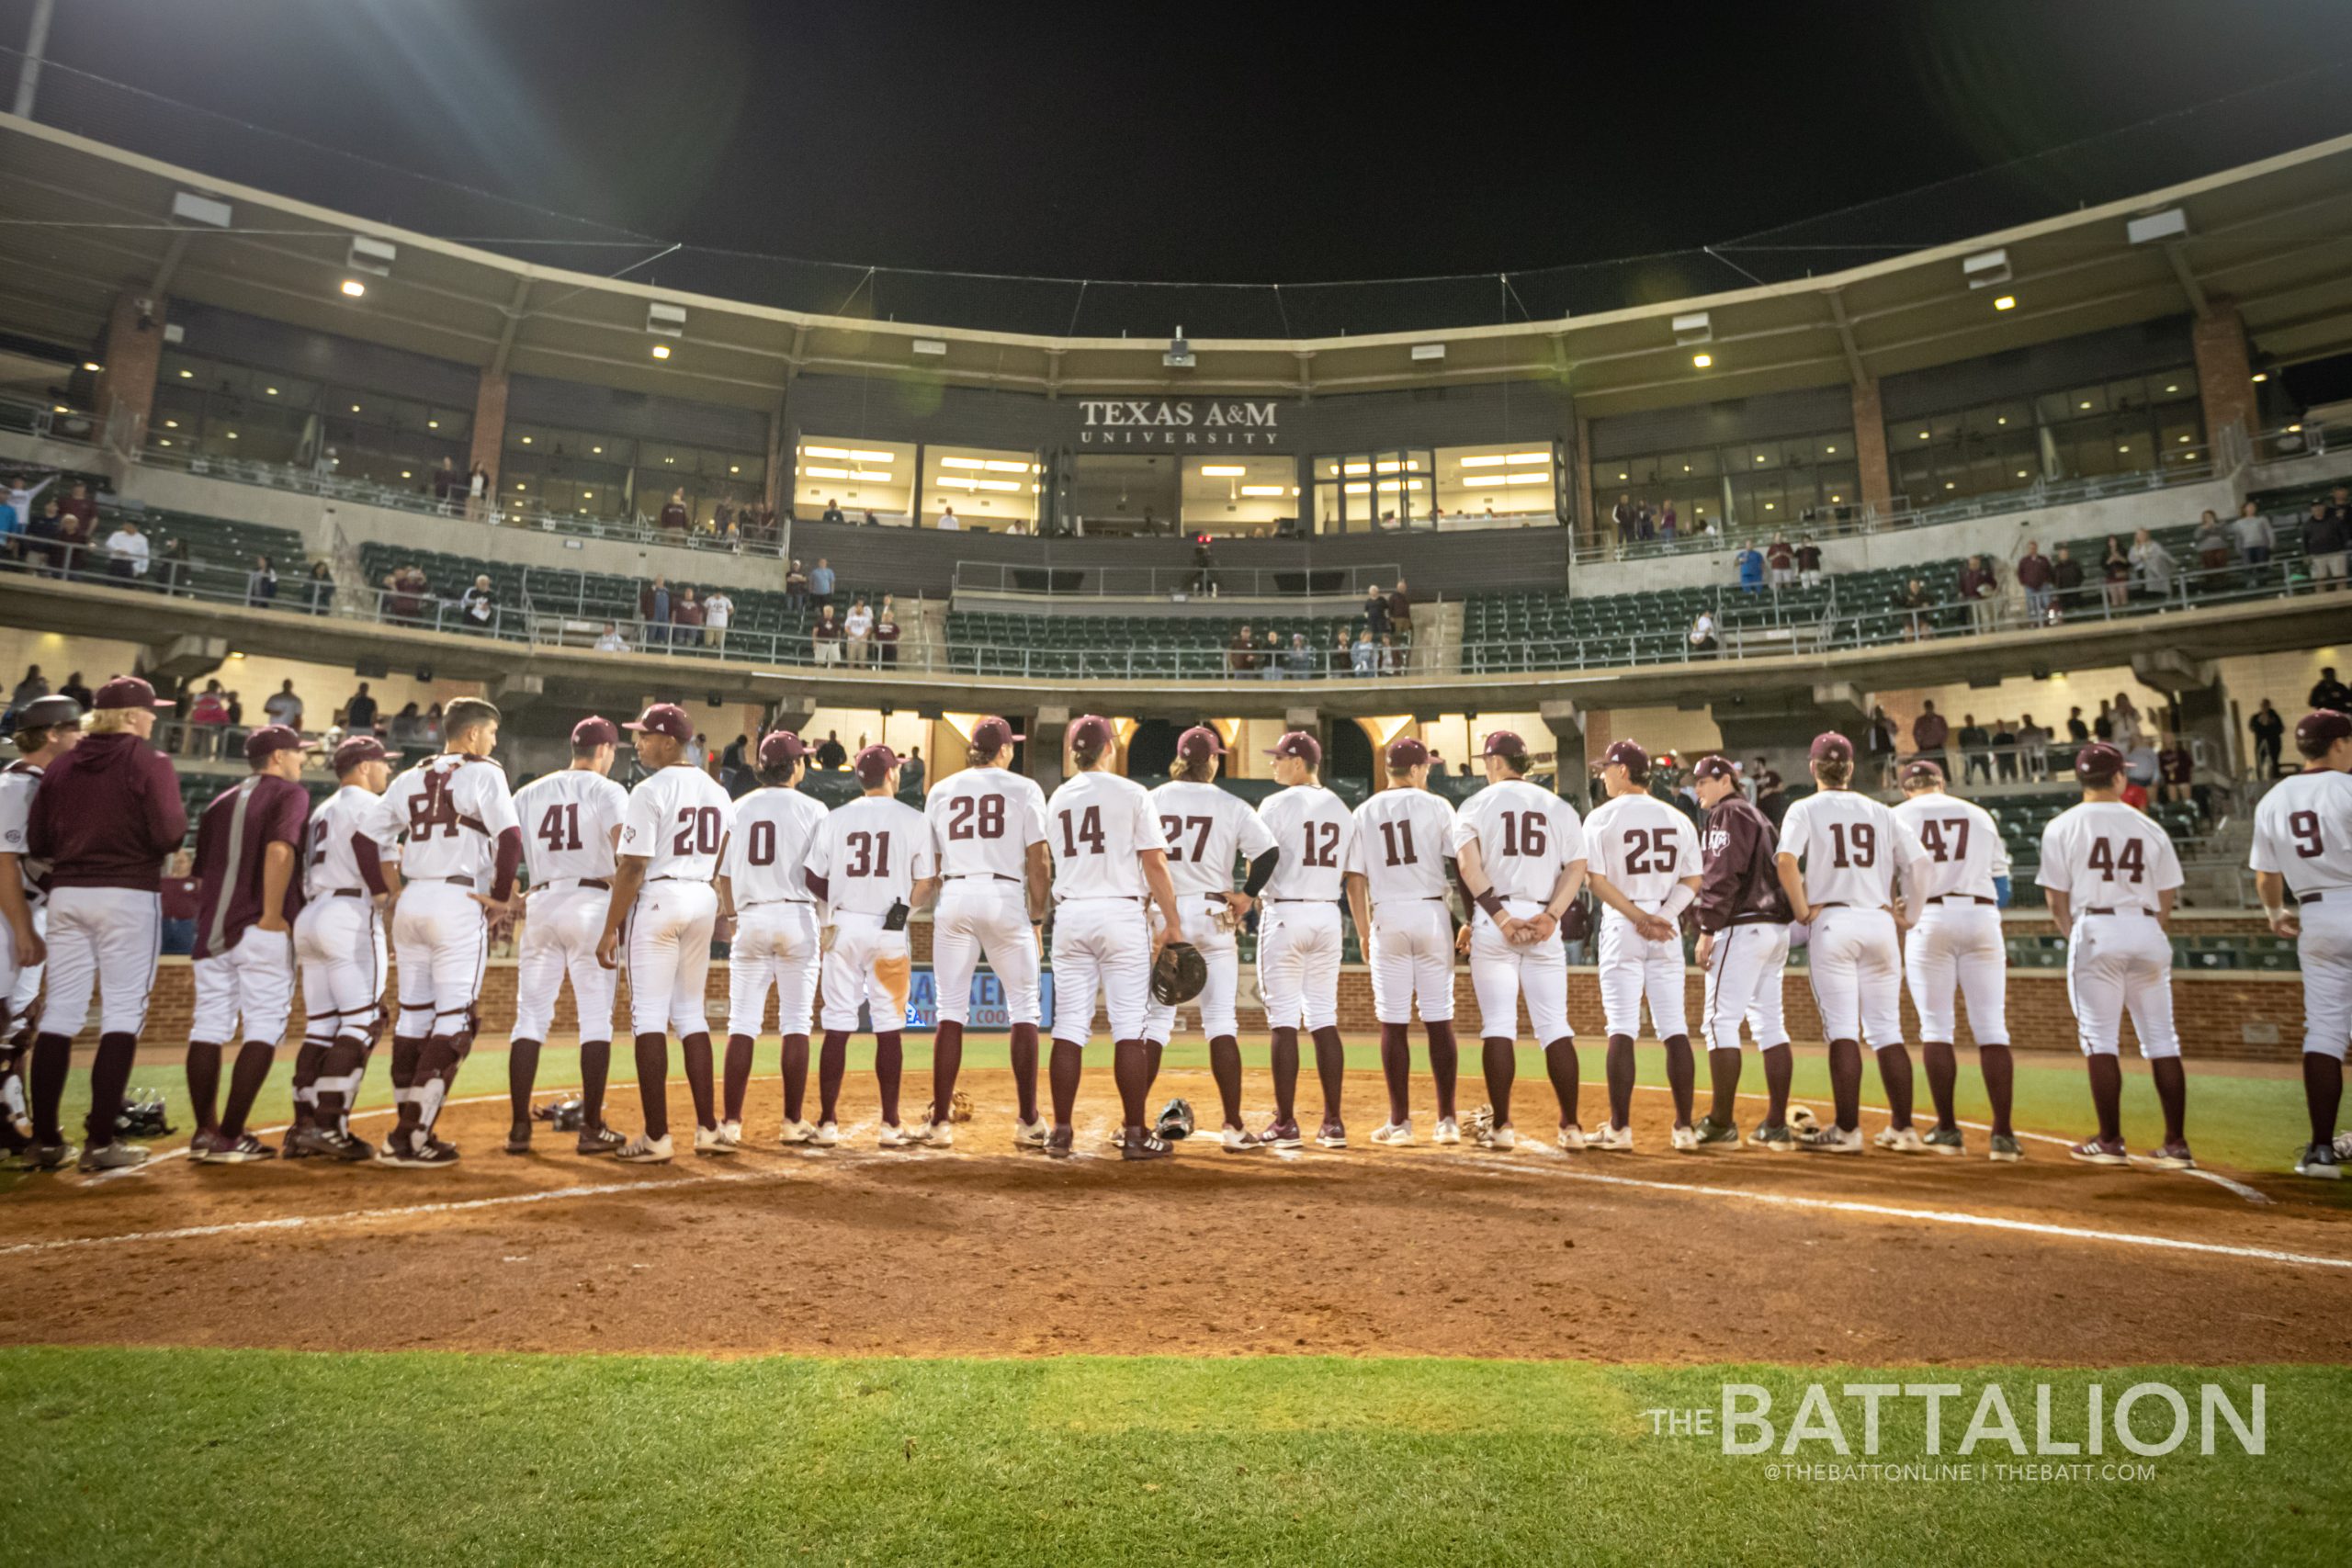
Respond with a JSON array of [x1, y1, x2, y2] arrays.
[[1962, 248, 2010, 288], [651, 344, 672, 359], [1691, 353, 1713, 369], [1994, 295, 2017, 311], [1672, 311, 1712, 345], [339, 279, 367, 298]]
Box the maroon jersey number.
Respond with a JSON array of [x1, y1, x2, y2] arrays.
[[537, 802, 582, 854], [1827, 821, 1876, 868], [1917, 816, 1970, 863], [1301, 819, 1340, 868], [947, 794, 1007, 840], [746, 818, 775, 866], [845, 829, 890, 877], [1623, 827, 1675, 874], [1378, 818, 1418, 867], [2289, 809, 2325, 859], [2086, 836, 2147, 883], [671, 806, 721, 856], [1498, 810, 1547, 858], [1059, 806, 1104, 858]]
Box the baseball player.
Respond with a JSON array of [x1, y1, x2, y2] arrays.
[[1688, 754, 1797, 1149], [1892, 758, 2018, 1160], [1342, 736, 1461, 1145], [1583, 740, 1702, 1150], [21, 675, 183, 1173], [505, 716, 628, 1156], [1255, 731, 1358, 1148], [801, 743, 934, 1148], [184, 726, 312, 1164], [1043, 714, 1185, 1160], [717, 731, 829, 1145], [1451, 730, 1588, 1150], [925, 716, 1050, 1148], [1146, 725, 1279, 1150], [594, 704, 737, 1164], [288, 734, 401, 1160], [0, 694, 79, 1159], [2039, 741, 2191, 1169], [1774, 731, 1930, 1155], [2254, 708, 2352, 1179], [377, 696, 524, 1167]]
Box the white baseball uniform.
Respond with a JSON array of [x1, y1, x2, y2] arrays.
[[807, 793, 930, 1034], [510, 768, 628, 1044], [1893, 791, 2010, 1046], [616, 764, 735, 1038], [1255, 784, 1357, 1034], [0, 759, 49, 1020], [1451, 780, 1586, 1043], [1583, 792, 1700, 1042], [1347, 786, 1459, 1025], [1046, 770, 1165, 1046], [1146, 778, 1277, 1040], [722, 784, 830, 1039], [1778, 789, 1928, 1048], [2038, 801, 2184, 1058], [926, 766, 1050, 1028], [2250, 767, 2352, 1060], [293, 782, 398, 1122], [380, 753, 520, 1040]]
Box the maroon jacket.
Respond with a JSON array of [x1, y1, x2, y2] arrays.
[[1695, 793, 1791, 933], [189, 773, 310, 961], [28, 731, 186, 891], [2015, 551, 2052, 590]]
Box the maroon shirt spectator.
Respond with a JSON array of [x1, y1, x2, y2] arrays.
[[659, 493, 691, 533], [160, 872, 200, 922], [2157, 745, 2193, 786], [29, 727, 185, 891], [1796, 541, 1823, 574], [874, 616, 900, 666], [1912, 706, 1950, 751], [1766, 540, 1794, 571], [188, 770, 310, 960], [59, 483, 97, 532], [1695, 790, 1791, 931], [1958, 560, 1996, 601], [2015, 548, 2052, 590]]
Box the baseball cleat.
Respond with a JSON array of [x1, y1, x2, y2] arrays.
[[876, 1123, 911, 1150], [1872, 1125, 1928, 1154], [1798, 1124, 1863, 1155], [1588, 1122, 1634, 1153], [1691, 1115, 1740, 1147], [1747, 1122, 1795, 1152], [719, 1120, 743, 1149], [1261, 1120, 1303, 1150], [77, 1141, 149, 1173], [1369, 1120, 1414, 1147], [809, 1121, 841, 1148], [384, 1136, 460, 1168], [2143, 1140, 2197, 1171], [2293, 1141, 2343, 1179], [1044, 1125, 1075, 1160], [279, 1124, 315, 1160], [1012, 1118, 1048, 1150], [918, 1119, 955, 1149], [693, 1124, 738, 1156], [1314, 1122, 1348, 1150], [1555, 1123, 1587, 1152], [616, 1133, 673, 1164], [1218, 1125, 1264, 1154], [12, 1140, 76, 1172], [1922, 1126, 1966, 1156], [190, 1132, 276, 1166], [1987, 1134, 2023, 1163], [2066, 1137, 2130, 1166], [1477, 1122, 1517, 1151], [503, 1122, 533, 1156], [777, 1119, 818, 1146], [295, 1125, 373, 1162], [1119, 1130, 1171, 1162], [1431, 1116, 1461, 1145], [1668, 1123, 1700, 1152], [575, 1124, 627, 1156]]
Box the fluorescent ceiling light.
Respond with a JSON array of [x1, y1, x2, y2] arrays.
[[339, 279, 367, 298], [803, 465, 851, 479], [1201, 465, 1247, 477], [1239, 485, 1286, 496]]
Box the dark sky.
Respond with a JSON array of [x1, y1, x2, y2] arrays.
[[7, 0, 2352, 332]]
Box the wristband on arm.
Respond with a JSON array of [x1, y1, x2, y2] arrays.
[[1660, 884, 1696, 919], [1476, 890, 1505, 918]]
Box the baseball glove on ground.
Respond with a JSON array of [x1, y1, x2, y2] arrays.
[[1461, 1103, 1496, 1140], [1150, 941, 1209, 1006], [1154, 1098, 1196, 1140], [114, 1087, 174, 1139], [949, 1089, 974, 1123]]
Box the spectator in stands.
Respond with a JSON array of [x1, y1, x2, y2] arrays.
[[811, 604, 843, 666], [673, 587, 705, 649], [2313, 666, 2352, 712], [1351, 629, 1376, 675], [1959, 554, 1999, 634], [23, 499, 63, 577], [393, 562, 431, 624], [594, 622, 629, 652], [821, 499, 846, 526], [1991, 717, 2018, 782], [2249, 698, 2285, 777], [1612, 493, 1636, 548], [2015, 539, 2053, 624], [58, 671, 91, 712], [2051, 543, 2084, 619], [467, 464, 490, 520], [2099, 536, 2131, 609], [902, 747, 925, 796], [844, 597, 874, 666], [1865, 705, 1898, 784], [59, 481, 96, 537], [2067, 706, 2090, 745], [1388, 579, 1413, 642], [937, 505, 961, 532], [1363, 584, 1389, 639], [158, 849, 198, 956], [2113, 693, 2144, 750], [2305, 498, 2349, 590], [1688, 609, 1717, 656], [1227, 624, 1257, 676], [1283, 633, 1316, 679], [2193, 511, 2233, 580], [639, 575, 673, 646], [1894, 576, 1934, 639], [876, 606, 901, 667], [2129, 527, 2177, 600], [263, 680, 302, 729], [1913, 700, 1951, 774], [432, 457, 460, 513], [1736, 544, 1765, 595], [703, 587, 733, 652], [303, 559, 334, 615], [44, 496, 85, 576], [246, 555, 279, 608], [1658, 501, 1678, 540], [1797, 535, 1824, 588], [1959, 713, 1993, 784], [660, 489, 691, 534], [156, 536, 190, 596], [9, 666, 45, 712], [713, 500, 734, 542], [2157, 734, 2194, 806], [343, 682, 378, 735], [1379, 631, 1403, 675], [2232, 500, 2275, 573], [1747, 756, 1782, 806], [786, 558, 809, 609], [2092, 700, 2115, 743], [861, 509, 879, 527], [6, 472, 53, 540], [1261, 628, 1284, 681], [1329, 626, 1351, 676], [1635, 502, 1656, 543], [809, 558, 836, 609], [189, 681, 231, 759], [2018, 714, 2051, 780], [462, 573, 497, 632], [817, 730, 848, 770], [102, 515, 148, 585], [1767, 535, 1795, 589], [423, 703, 444, 745], [389, 702, 424, 750], [2124, 737, 2161, 795]]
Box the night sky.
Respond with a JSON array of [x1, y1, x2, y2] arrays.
[[6, 0, 2352, 335]]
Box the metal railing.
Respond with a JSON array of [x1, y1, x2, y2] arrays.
[[951, 559, 1407, 601]]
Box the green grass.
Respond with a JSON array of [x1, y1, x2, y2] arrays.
[[1, 1349, 2341, 1565]]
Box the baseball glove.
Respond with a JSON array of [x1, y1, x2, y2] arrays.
[[1154, 1098, 1196, 1140], [1212, 898, 1244, 934], [949, 1089, 974, 1124], [1150, 941, 1209, 1006], [1461, 1102, 1496, 1140], [114, 1087, 174, 1139]]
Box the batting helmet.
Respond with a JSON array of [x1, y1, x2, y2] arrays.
[[1154, 1098, 1196, 1141], [1150, 941, 1209, 1006]]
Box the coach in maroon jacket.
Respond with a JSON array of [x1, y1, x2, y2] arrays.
[[21, 675, 183, 1171], [186, 725, 312, 1163], [1689, 755, 1797, 1151]]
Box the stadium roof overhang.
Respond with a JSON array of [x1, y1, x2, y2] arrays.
[[5, 112, 2352, 417]]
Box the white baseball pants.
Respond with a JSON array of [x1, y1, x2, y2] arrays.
[[1257, 899, 1342, 1032], [1699, 920, 1791, 1053], [1367, 898, 1456, 1025], [294, 895, 384, 1046], [820, 908, 912, 1034], [512, 884, 619, 1043], [1596, 907, 1689, 1040], [727, 901, 820, 1039], [626, 879, 718, 1038], [2065, 910, 2178, 1058], [932, 879, 1042, 1027], [190, 926, 296, 1047], [391, 880, 489, 1041], [1050, 897, 1151, 1046], [1904, 902, 2009, 1045], [1145, 895, 1239, 1040], [1467, 901, 1570, 1043], [3, 902, 41, 1036], [1804, 906, 1905, 1048], [40, 886, 160, 1038], [2297, 898, 2352, 1060]]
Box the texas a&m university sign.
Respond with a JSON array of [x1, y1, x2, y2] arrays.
[[1074, 399, 1283, 447]]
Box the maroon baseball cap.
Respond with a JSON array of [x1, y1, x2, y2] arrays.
[[1481, 729, 1527, 758], [624, 703, 693, 743], [1809, 731, 1854, 764], [758, 730, 809, 771], [970, 716, 1023, 754], [1602, 739, 1649, 778], [2297, 707, 2352, 755], [571, 715, 618, 749], [1901, 757, 1945, 784], [854, 743, 899, 787], [331, 734, 388, 774], [1690, 754, 1737, 782], [1266, 730, 1321, 768], [1068, 715, 1116, 757], [243, 724, 310, 766], [2075, 741, 2125, 784], [95, 675, 173, 711], [1178, 725, 1227, 765], [1384, 735, 1429, 771]]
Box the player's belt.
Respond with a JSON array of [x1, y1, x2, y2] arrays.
[[2082, 907, 2145, 916], [1810, 902, 1892, 914], [738, 897, 812, 910], [1926, 894, 1996, 906], [1374, 895, 1448, 908], [533, 876, 609, 893], [439, 876, 476, 887], [947, 873, 1020, 883], [327, 888, 366, 899], [1264, 897, 1328, 905], [2305, 890, 2345, 904]]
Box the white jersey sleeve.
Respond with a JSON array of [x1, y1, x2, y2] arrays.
[[619, 765, 736, 883], [1892, 795, 2002, 903], [927, 768, 1049, 882], [721, 786, 831, 907], [2249, 771, 2352, 897], [1583, 794, 1702, 908], [1347, 789, 1458, 905], [1046, 772, 1165, 900], [303, 784, 401, 899], [0, 763, 46, 905], [809, 795, 931, 914], [514, 771, 628, 888], [1257, 786, 1357, 903], [1449, 780, 1586, 903], [2038, 801, 2183, 915]]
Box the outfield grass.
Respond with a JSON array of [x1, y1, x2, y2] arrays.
[[1, 1349, 2341, 1565], [36, 1038, 2324, 1179]]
